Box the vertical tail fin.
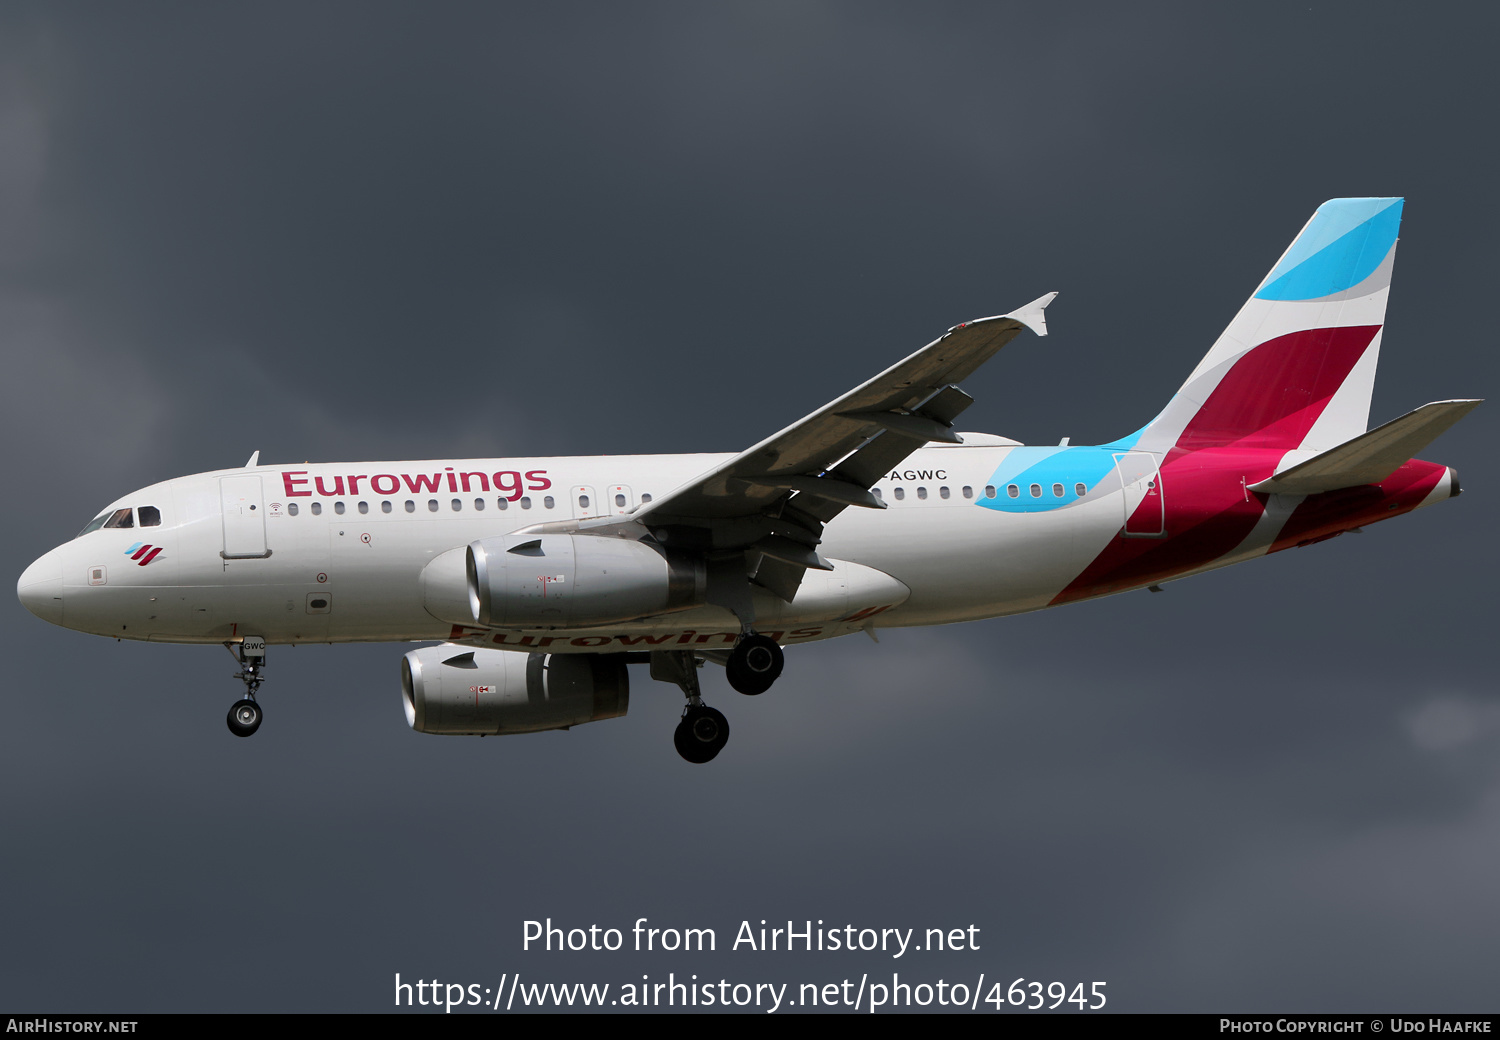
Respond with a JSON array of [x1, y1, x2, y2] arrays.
[[1134, 198, 1403, 453]]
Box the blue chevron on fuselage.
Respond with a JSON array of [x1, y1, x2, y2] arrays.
[[976, 429, 1149, 514], [978, 446, 1112, 513]]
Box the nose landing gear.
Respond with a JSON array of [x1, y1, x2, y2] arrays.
[[223, 636, 266, 738]]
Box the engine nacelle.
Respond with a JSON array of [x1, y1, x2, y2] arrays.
[[465, 533, 704, 628], [401, 644, 629, 735]]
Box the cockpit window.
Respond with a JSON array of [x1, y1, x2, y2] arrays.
[[77, 512, 112, 537], [79, 506, 157, 536]]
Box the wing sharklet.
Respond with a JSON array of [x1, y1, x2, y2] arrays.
[[999, 291, 1057, 337]]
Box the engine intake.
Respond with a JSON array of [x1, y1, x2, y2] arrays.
[[402, 644, 629, 735], [466, 533, 703, 628]]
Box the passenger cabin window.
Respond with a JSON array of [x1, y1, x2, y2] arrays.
[[428, 500, 438, 512], [544, 496, 555, 509], [451, 498, 462, 511], [1030, 484, 1042, 498], [614, 493, 626, 508], [962, 486, 973, 499], [358, 501, 369, 514], [334, 501, 346, 515], [917, 487, 928, 500], [497, 498, 509, 511], [103, 508, 134, 529], [311, 502, 323, 515], [893, 488, 906, 501], [986, 486, 997, 499], [1075, 483, 1086, 497], [579, 495, 590, 510], [520, 497, 532, 509], [474, 498, 485, 511], [1005, 485, 1018, 499], [640, 494, 652, 504], [939, 486, 950, 500], [1053, 483, 1064, 498], [138, 506, 161, 527], [405, 500, 415, 513], [382, 501, 392, 513], [288, 503, 299, 516]]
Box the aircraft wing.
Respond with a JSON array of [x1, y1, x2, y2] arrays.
[[587, 292, 1056, 602]]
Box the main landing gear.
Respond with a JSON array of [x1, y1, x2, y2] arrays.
[[676, 705, 729, 765], [725, 632, 783, 695], [652, 651, 730, 764], [224, 637, 266, 738], [648, 632, 786, 761]]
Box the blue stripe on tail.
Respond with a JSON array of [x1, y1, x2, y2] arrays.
[[1255, 198, 1402, 301]]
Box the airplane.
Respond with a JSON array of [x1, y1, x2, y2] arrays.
[[16, 197, 1479, 763]]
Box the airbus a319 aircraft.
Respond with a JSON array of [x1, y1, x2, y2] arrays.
[[17, 198, 1478, 762]]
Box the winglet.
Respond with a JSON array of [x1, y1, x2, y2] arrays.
[[1005, 292, 1058, 337]]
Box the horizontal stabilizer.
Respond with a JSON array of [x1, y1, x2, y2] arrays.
[[1249, 399, 1481, 495]]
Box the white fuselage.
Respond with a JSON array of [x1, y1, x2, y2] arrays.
[[20, 442, 1146, 652], [26, 438, 1452, 655]]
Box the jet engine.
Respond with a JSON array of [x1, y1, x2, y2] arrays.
[[401, 644, 629, 735], [465, 533, 704, 628]]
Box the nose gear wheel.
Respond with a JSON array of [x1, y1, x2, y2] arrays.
[[223, 638, 268, 738], [227, 698, 262, 737]]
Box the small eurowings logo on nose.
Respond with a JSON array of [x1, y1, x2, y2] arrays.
[[124, 542, 164, 566]]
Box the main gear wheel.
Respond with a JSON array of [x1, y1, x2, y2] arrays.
[[725, 633, 783, 695], [674, 705, 729, 763]]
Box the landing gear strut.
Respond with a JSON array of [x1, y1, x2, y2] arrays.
[[652, 651, 730, 764], [725, 633, 783, 695], [223, 636, 266, 738]]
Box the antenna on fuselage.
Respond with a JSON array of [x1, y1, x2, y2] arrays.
[[244, 450, 260, 468]]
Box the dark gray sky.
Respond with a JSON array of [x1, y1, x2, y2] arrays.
[[3, 2, 1496, 1013]]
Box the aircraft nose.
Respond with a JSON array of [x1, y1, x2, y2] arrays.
[[17, 550, 64, 625]]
